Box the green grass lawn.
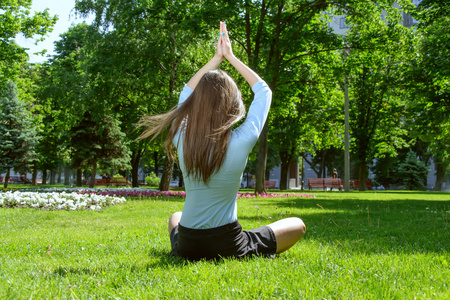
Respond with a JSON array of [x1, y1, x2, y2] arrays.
[[1, 190, 449, 299]]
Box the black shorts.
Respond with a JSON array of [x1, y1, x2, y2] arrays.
[[170, 220, 277, 261]]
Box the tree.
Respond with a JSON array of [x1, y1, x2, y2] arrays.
[[343, 3, 415, 191], [271, 81, 344, 190], [0, 0, 57, 85], [74, 0, 214, 190], [38, 23, 93, 186], [69, 111, 130, 188], [395, 149, 429, 190], [406, 0, 450, 191], [264, 13, 344, 190], [0, 81, 39, 188]]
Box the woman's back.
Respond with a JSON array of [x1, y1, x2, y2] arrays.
[[175, 80, 272, 229]]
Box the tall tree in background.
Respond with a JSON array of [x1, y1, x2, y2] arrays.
[[270, 72, 344, 190], [407, 0, 450, 190], [74, 0, 213, 190], [0, 0, 57, 85], [344, 3, 414, 190], [0, 81, 39, 188], [265, 11, 344, 190], [80, 30, 170, 188], [39, 23, 93, 186], [38, 23, 132, 187], [69, 111, 130, 188]]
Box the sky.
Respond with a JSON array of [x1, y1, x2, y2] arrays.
[[16, 0, 94, 63]]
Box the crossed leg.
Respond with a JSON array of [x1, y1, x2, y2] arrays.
[[267, 217, 306, 253], [168, 212, 305, 254], [168, 211, 182, 234]]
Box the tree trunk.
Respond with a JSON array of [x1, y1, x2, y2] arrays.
[[255, 121, 269, 194], [76, 168, 82, 187], [32, 164, 38, 185], [178, 170, 184, 187], [57, 168, 62, 184], [321, 150, 327, 178], [90, 162, 97, 188], [265, 167, 270, 182], [358, 159, 367, 191], [279, 149, 294, 190], [434, 162, 445, 191], [3, 168, 10, 188], [279, 160, 290, 191], [159, 155, 174, 191], [64, 168, 71, 186], [154, 151, 159, 176], [42, 169, 47, 185], [131, 164, 139, 187], [246, 172, 250, 188], [300, 159, 305, 190], [50, 170, 56, 185], [131, 149, 141, 188]]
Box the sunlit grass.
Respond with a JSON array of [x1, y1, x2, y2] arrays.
[[1, 191, 449, 299]]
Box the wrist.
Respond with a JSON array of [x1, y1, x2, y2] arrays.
[[212, 54, 223, 65], [225, 54, 239, 67], [224, 53, 236, 61]]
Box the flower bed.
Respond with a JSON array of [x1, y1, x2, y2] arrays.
[[0, 188, 314, 211], [237, 192, 315, 199], [78, 189, 185, 198], [0, 191, 126, 211], [76, 189, 315, 200], [2, 187, 316, 200]]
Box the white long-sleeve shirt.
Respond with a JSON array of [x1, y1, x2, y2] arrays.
[[174, 80, 272, 229]]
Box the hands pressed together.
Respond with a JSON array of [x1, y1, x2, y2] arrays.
[[186, 21, 259, 89], [216, 21, 233, 61]]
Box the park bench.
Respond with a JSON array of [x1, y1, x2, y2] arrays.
[[85, 178, 109, 186], [307, 178, 342, 191], [0, 175, 30, 184], [107, 177, 131, 187], [350, 179, 372, 190], [307, 178, 373, 190], [323, 178, 343, 191], [307, 178, 325, 190], [95, 178, 108, 186], [265, 180, 277, 189]]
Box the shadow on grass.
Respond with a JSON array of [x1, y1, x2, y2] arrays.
[[239, 197, 450, 255], [50, 250, 188, 278]]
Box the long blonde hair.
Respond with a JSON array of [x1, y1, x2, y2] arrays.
[[137, 70, 245, 183]]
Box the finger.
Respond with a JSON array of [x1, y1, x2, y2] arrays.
[[224, 22, 230, 41], [220, 21, 224, 36]]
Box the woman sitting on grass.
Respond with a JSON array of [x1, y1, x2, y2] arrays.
[[138, 21, 305, 260]]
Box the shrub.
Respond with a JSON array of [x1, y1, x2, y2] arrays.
[[145, 173, 161, 187], [395, 149, 429, 190]]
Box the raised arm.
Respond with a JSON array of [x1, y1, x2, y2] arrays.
[[186, 55, 222, 90], [187, 21, 263, 90], [219, 21, 261, 87], [186, 22, 228, 89]]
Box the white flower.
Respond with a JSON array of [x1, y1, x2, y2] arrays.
[[0, 191, 126, 211]]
